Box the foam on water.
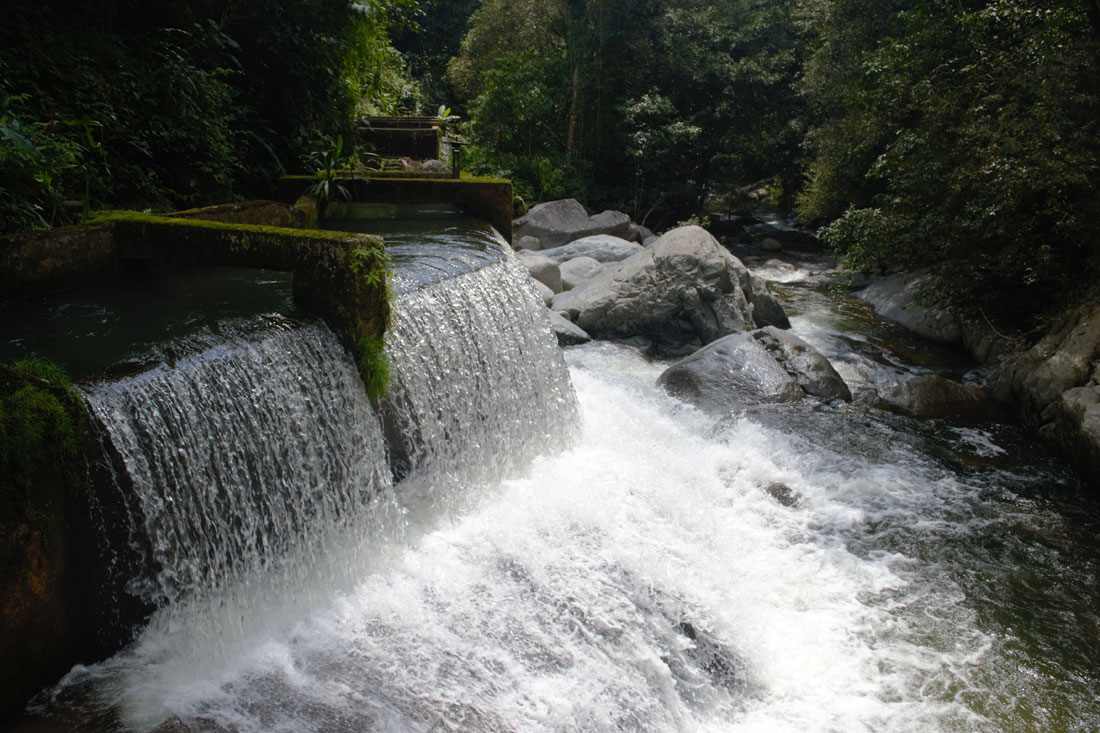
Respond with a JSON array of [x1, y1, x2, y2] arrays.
[[49, 340, 1092, 732], [28, 249, 1100, 732]]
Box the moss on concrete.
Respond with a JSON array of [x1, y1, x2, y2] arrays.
[[0, 359, 88, 722], [0, 223, 118, 299], [101, 212, 393, 399]]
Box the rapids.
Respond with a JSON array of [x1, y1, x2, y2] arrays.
[[11, 223, 1100, 732]]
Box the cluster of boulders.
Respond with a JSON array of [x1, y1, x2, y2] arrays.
[[855, 270, 1100, 480], [512, 199, 851, 410], [512, 198, 1100, 483]]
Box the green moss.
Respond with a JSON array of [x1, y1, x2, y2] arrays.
[[349, 241, 394, 400], [0, 361, 84, 530], [94, 210, 354, 242], [356, 336, 391, 402]]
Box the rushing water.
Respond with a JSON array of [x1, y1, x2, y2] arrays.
[[14, 225, 1100, 732]]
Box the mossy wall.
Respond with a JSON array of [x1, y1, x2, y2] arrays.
[[0, 209, 395, 721], [0, 362, 88, 723], [167, 200, 306, 228], [106, 213, 392, 399], [0, 223, 117, 299]]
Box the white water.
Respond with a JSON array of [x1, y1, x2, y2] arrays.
[[31, 247, 1100, 732], [49, 336, 1094, 732]]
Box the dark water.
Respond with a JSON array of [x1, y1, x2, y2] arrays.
[[325, 203, 508, 294], [0, 265, 293, 379]]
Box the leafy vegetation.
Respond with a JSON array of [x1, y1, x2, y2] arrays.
[[3, 0, 1097, 320], [0, 360, 83, 529], [803, 0, 1100, 322], [0, 0, 417, 234], [436, 0, 1100, 321]]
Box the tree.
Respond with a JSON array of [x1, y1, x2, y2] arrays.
[[804, 0, 1100, 321]]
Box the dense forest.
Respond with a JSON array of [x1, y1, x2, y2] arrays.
[[2, 0, 1098, 324]]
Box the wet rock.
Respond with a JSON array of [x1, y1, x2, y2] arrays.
[[538, 234, 643, 264], [747, 225, 825, 252], [552, 226, 789, 356], [549, 310, 591, 346], [856, 270, 962, 344], [657, 332, 805, 411], [533, 279, 554, 307], [882, 374, 998, 419], [763, 482, 800, 507], [514, 235, 541, 251], [989, 304, 1100, 482], [559, 255, 604, 291], [627, 222, 657, 244], [760, 237, 783, 252], [751, 327, 852, 402]]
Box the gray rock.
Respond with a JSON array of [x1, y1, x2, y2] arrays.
[[989, 304, 1100, 480], [421, 159, 449, 173], [549, 311, 591, 346], [533, 279, 554, 307], [587, 210, 633, 240], [763, 482, 801, 507], [559, 256, 604, 291], [538, 235, 644, 264], [626, 222, 657, 244], [856, 270, 961, 344], [751, 326, 851, 402], [739, 269, 791, 330], [760, 237, 783, 252], [514, 235, 542, 251], [517, 252, 562, 293], [657, 332, 805, 412], [552, 226, 790, 356], [882, 374, 998, 419], [513, 199, 634, 249]]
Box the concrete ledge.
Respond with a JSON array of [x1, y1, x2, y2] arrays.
[[276, 175, 514, 241], [106, 213, 390, 373], [0, 223, 117, 299]]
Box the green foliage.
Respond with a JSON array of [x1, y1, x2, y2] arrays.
[[356, 336, 391, 402], [446, 0, 807, 226], [800, 0, 1100, 321], [0, 0, 415, 235], [350, 239, 394, 400]]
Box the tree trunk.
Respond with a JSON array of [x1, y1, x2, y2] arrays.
[[566, 64, 580, 159]]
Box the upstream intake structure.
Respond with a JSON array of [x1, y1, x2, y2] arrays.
[[0, 193, 567, 723]]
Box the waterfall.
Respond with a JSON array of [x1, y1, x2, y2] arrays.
[[81, 317, 401, 616], [63, 242, 579, 662], [25, 233, 1100, 732], [381, 256, 579, 505]]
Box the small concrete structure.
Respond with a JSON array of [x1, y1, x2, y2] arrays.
[[276, 175, 514, 241]]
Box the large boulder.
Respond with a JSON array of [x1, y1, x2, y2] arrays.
[[512, 199, 632, 250], [559, 256, 605, 291], [538, 235, 643, 264], [552, 226, 789, 356], [657, 333, 805, 412], [751, 327, 851, 402], [549, 310, 591, 346], [856, 270, 962, 344], [881, 374, 999, 419], [989, 304, 1100, 482]]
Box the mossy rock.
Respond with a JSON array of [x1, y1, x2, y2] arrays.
[[0, 360, 88, 722]]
